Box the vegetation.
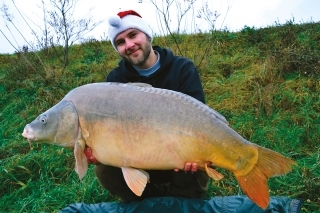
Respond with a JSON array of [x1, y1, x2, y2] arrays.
[[0, 20, 319, 212]]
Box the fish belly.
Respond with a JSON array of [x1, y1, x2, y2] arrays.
[[81, 116, 258, 175]]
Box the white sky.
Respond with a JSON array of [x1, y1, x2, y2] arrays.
[[1, 0, 319, 54]]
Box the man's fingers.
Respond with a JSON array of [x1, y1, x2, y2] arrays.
[[184, 162, 197, 172], [190, 163, 197, 172], [184, 162, 192, 171], [174, 162, 199, 172]]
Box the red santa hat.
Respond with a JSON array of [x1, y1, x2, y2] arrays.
[[108, 10, 153, 50]]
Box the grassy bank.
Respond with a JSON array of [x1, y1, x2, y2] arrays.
[[0, 21, 319, 212]]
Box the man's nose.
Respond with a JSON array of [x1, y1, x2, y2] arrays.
[[125, 39, 135, 50]]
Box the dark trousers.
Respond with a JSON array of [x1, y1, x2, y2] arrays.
[[94, 164, 209, 202]]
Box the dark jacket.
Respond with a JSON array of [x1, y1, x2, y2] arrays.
[[106, 46, 205, 104], [103, 46, 209, 200]]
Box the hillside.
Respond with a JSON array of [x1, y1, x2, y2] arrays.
[[0, 21, 319, 212]]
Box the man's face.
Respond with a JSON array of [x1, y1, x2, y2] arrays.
[[114, 29, 152, 68]]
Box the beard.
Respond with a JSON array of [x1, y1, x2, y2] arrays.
[[122, 42, 152, 67]]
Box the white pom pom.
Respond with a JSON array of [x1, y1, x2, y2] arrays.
[[108, 15, 121, 27]]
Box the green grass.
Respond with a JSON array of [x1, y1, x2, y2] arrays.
[[0, 21, 319, 212]]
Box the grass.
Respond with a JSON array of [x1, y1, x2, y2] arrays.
[[0, 20, 319, 212]]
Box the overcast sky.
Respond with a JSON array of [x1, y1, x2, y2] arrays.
[[1, 0, 319, 54]]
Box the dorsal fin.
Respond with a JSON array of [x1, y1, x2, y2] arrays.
[[127, 83, 152, 87]]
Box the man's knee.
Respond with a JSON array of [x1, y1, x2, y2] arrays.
[[94, 164, 124, 189], [94, 164, 140, 202], [170, 170, 209, 198]]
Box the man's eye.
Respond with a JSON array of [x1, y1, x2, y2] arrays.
[[116, 41, 124, 46]]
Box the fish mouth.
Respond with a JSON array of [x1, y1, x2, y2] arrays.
[[22, 126, 37, 148], [22, 127, 36, 140], [22, 133, 36, 149]]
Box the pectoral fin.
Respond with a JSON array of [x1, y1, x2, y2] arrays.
[[74, 138, 88, 180], [121, 167, 150, 196], [205, 163, 224, 180]]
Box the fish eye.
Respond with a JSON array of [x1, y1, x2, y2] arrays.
[[39, 115, 47, 124]]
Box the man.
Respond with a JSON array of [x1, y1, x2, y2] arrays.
[[92, 10, 209, 202]]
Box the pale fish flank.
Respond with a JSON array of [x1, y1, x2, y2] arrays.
[[22, 82, 297, 209]]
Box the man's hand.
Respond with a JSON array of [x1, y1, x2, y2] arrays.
[[84, 147, 100, 165], [174, 162, 198, 173], [174, 162, 212, 173]]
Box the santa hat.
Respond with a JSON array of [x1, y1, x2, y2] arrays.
[[108, 10, 153, 50]]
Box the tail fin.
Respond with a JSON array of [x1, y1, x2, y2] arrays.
[[234, 146, 297, 210]]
